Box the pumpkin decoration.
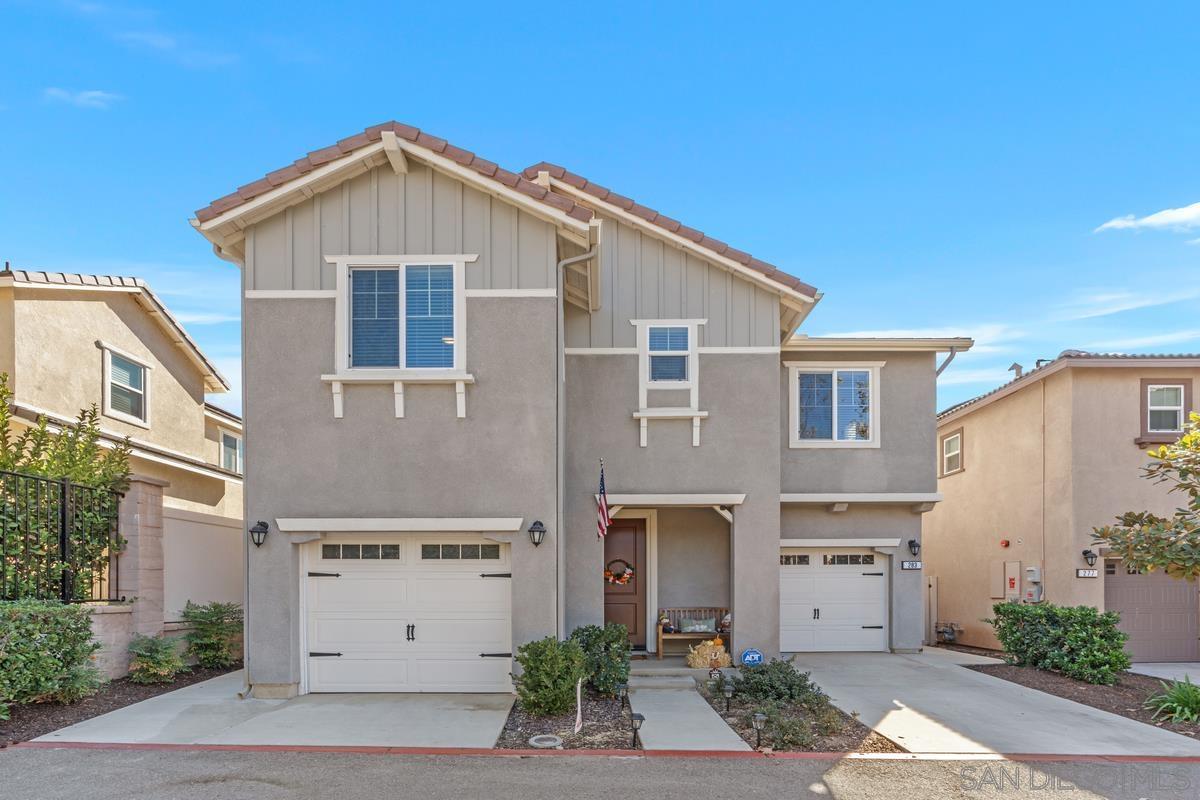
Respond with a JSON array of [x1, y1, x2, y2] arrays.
[[686, 637, 731, 669]]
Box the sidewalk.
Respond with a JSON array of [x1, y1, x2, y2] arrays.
[[628, 676, 750, 751]]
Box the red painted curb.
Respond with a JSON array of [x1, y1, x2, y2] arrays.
[[12, 741, 1200, 763]]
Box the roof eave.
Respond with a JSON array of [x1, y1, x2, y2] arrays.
[[784, 336, 974, 352]]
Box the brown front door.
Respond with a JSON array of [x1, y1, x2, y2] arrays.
[[604, 519, 647, 648]]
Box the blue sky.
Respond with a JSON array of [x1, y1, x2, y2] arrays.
[[3, 2, 1198, 415]]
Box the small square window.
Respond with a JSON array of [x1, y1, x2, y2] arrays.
[[421, 544, 440, 560], [441, 544, 461, 559], [779, 554, 810, 566], [480, 544, 500, 560], [322, 544, 340, 560], [361, 544, 380, 559], [1104, 562, 1116, 575], [381, 544, 400, 559], [862, 554, 875, 565], [647, 325, 690, 383], [341, 544, 361, 559], [461, 544, 480, 559]]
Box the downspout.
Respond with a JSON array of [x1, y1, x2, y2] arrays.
[[935, 347, 959, 377]]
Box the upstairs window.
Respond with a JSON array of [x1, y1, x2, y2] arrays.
[[1147, 384, 1185, 433], [941, 429, 963, 476], [648, 326, 689, 382], [221, 431, 243, 473], [786, 362, 883, 448], [350, 264, 455, 369], [100, 343, 151, 427]]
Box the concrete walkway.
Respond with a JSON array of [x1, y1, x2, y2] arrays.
[[36, 671, 514, 748], [1131, 662, 1200, 682], [793, 648, 1200, 755], [628, 675, 751, 751]]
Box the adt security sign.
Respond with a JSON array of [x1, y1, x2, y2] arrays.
[[740, 648, 764, 667]]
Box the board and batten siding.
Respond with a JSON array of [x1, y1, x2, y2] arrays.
[[244, 161, 558, 292], [564, 214, 781, 349]]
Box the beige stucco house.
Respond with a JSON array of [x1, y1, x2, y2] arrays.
[[0, 267, 244, 623], [190, 121, 970, 698], [924, 350, 1200, 662]]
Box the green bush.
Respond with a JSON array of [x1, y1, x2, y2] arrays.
[[512, 636, 587, 716], [987, 602, 1131, 685], [0, 599, 103, 719], [732, 660, 830, 710], [127, 634, 186, 684], [749, 704, 816, 749], [180, 601, 243, 669], [568, 623, 631, 696], [1146, 678, 1200, 723]]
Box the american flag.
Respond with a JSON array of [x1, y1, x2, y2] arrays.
[[596, 459, 610, 539]]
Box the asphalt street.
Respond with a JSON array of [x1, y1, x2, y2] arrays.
[[1, 749, 1197, 800]]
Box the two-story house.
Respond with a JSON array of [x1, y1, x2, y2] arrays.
[[190, 122, 969, 698], [0, 267, 244, 623], [924, 350, 1200, 662]]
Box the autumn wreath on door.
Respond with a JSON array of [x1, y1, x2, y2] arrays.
[[604, 558, 635, 585]]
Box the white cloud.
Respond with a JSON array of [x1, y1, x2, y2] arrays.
[[1096, 201, 1200, 232], [173, 311, 240, 325], [1054, 287, 1200, 321], [1083, 329, 1200, 352], [1188, 237, 1200, 246], [43, 88, 122, 109], [115, 28, 236, 68], [116, 30, 176, 50]]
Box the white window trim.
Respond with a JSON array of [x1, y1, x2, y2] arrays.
[[942, 432, 962, 475], [99, 340, 152, 429], [632, 319, 705, 409], [785, 361, 884, 449], [1147, 383, 1186, 433], [219, 427, 243, 473]]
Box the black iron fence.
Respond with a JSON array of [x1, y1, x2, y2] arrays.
[[0, 469, 124, 602]]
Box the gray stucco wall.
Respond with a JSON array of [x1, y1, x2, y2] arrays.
[[781, 505, 924, 651], [564, 214, 781, 349], [564, 352, 781, 655], [245, 162, 558, 292], [781, 351, 938, 493], [242, 295, 559, 689], [657, 508, 731, 609]]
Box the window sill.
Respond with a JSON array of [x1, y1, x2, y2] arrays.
[[1135, 434, 1181, 448], [321, 371, 475, 385], [632, 407, 708, 447], [788, 439, 880, 450], [102, 409, 151, 429], [939, 467, 964, 478]]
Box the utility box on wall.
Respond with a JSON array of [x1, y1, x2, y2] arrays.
[[1003, 560, 1022, 602]]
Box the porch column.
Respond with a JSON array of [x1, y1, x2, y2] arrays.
[[116, 475, 169, 637], [730, 496, 781, 657]]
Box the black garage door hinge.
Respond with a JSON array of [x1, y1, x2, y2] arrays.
[[309, 651, 343, 657], [479, 652, 512, 658], [480, 572, 512, 578], [308, 571, 341, 577]]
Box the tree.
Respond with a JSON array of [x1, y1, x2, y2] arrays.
[[1093, 413, 1200, 580]]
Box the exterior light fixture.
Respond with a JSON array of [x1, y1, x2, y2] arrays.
[[752, 712, 767, 749], [908, 539, 921, 557], [630, 712, 645, 748], [616, 683, 629, 707], [722, 681, 735, 713], [527, 520, 547, 547], [249, 520, 269, 548], [1081, 549, 1098, 567]]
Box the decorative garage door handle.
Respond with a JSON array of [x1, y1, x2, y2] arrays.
[[861, 626, 883, 629], [479, 652, 512, 658], [309, 652, 342, 657], [812, 608, 820, 620], [480, 572, 512, 578], [862, 572, 884, 576], [307, 571, 341, 578]]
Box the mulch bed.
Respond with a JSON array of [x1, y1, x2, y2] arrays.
[[0, 666, 238, 748], [696, 683, 904, 753], [968, 664, 1200, 738], [495, 690, 637, 750]]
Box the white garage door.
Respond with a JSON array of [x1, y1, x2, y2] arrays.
[[780, 549, 888, 652], [304, 535, 512, 693]]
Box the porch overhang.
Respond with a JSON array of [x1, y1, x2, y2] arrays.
[[780, 492, 942, 514], [274, 517, 525, 544], [598, 493, 744, 523]]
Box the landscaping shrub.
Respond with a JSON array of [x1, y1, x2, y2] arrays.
[[568, 623, 631, 696], [127, 634, 186, 685], [732, 659, 830, 710], [748, 704, 816, 749], [180, 601, 243, 668], [1146, 678, 1200, 723], [0, 599, 102, 719], [987, 602, 1130, 685], [512, 636, 587, 716]]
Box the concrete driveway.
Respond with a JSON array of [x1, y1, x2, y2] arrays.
[[1131, 663, 1200, 683], [35, 671, 513, 748], [793, 648, 1200, 756]]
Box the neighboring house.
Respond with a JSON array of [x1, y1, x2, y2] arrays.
[[924, 350, 1200, 662], [190, 121, 970, 698], [0, 268, 244, 624]]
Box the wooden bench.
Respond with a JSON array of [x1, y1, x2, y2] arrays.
[[656, 607, 729, 660]]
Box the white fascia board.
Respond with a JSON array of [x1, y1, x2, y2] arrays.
[[783, 336, 975, 352], [781, 538, 902, 548], [780, 492, 943, 504], [598, 493, 746, 507], [275, 517, 525, 533]]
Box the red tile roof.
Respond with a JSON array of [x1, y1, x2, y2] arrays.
[[193, 122, 817, 297], [524, 162, 818, 297]]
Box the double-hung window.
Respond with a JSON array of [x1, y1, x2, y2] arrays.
[[786, 362, 882, 448], [941, 429, 963, 476], [101, 343, 151, 427], [1147, 384, 1185, 433], [349, 264, 456, 370], [221, 431, 243, 473], [647, 326, 690, 383]]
